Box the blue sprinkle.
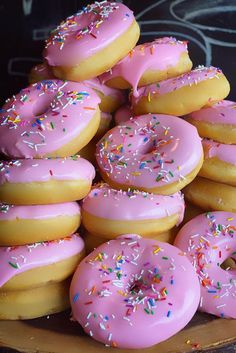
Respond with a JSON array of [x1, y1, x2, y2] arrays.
[[73, 293, 80, 303], [208, 290, 217, 293], [167, 310, 171, 317], [139, 162, 146, 169], [143, 137, 148, 142]]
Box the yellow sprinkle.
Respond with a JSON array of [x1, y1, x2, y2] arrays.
[[227, 217, 234, 221], [213, 295, 219, 299], [117, 290, 127, 297], [117, 144, 123, 151], [164, 129, 169, 135], [148, 92, 151, 102], [131, 172, 141, 176], [153, 246, 161, 254], [116, 254, 122, 261], [186, 340, 191, 344], [104, 141, 108, 149], [177, 166, 181, 170]]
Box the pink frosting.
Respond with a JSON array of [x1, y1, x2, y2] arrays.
[[0, 157, 95, 185], [202, 138, 236, 165], [174, 212, 236, 318], [82, 183, 185, 224], [44, 2, 135, 67], [0, 234, 84, 287], [96, 114, 203, 189], [0, 202, 80, 221], [70, 234, 200, 348], [100, 37, 190, 96], [188, 100, 236, 125], [84, 77, 126, 103], [30, 63, 54, 81], [0, 80, 100, 158], [132, 66, 223, 105], [114, 104, 132, 125]]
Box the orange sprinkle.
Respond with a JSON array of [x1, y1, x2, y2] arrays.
[[131, 172, 141, 176], [83, 107, 96, 110]]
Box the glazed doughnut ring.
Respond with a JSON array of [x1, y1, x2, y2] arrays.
[[175, 211, 236, 318], [200, 138, 236, 186], [96, 114, 203, 195], [0, 202, 81, 246], [132, 66, 230, 116], [0, 80, 100, 158], [81, 183, 184, 238], [70, 234, 200, 348], [100, 37, 192, 95], [186, 100, 236, 144], [44, 2, 140, 81], [0, 157, 95, 205]]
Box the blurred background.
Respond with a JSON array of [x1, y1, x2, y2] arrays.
[[0, 0, 235, 104]]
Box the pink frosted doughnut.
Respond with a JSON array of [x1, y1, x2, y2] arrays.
[[81, 183, 184, 238], [96, 114, 203, 195], [44, 2, 140, 81], [186, 100, 236, 144], [0, 79, 101, 158], [132, 66, 230, 116], [114, 104, 132, 125], [0, 157, 95, 204], [29, 63, 54, 84], [0, 234, 84, 291], [174, 211, 236, 318], [0, 202, 81, 246], [100, 37, 192, 95], [70, 234, 200, 348]]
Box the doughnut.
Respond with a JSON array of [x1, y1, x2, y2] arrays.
[[100, 37, 192, 95], [0, 234, 84, 291], [0, 157, 95, 205], [0, 80, 101, 158], [199, 138, 236, 186], [186, 100, 236, 144], [84, 78, 126, 113], [44, 2, 140, 81], [132, 66, 230, 116], [81, 183, 184, 239], [29, 62, 54, 84], [114, 104, 132, 125], [0, 279, 71, 320], [96, 114, 203, 195], [174, 211, 236, 318], [70, 234, 200, 348], [184, 177, 236, 212], [84, 229, 179, 254], [0, 202, 81, 246]]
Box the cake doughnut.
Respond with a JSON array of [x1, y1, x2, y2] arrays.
[[96, 114, 203, 195], [174, 211, 236, 318], [186, 100, 236, 144], [44, 2, 140, 81], [114, 104, 132, 125], [84, 228, 179, 254], [29, 62, 54, 84], [100, 37, 192, 95], [81, 183, 184, 238], [184, 177, 236, 212], [84, 78, 126, 113], [0, 157, 95, 205], [0, 202, 81, 246], [132, 66, 230, 116], [0, 234, 85, 319], [199, 138, 236, 186], [70, 234, 200, 348], [0, 80, 101, 158]]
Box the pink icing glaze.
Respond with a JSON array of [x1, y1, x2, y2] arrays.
[[44, 2, 134, 67], [100, 37, 190, 96], [0, 234, 84, 287], [0, 202, 80, 221], [188, 100, 236, 125], [174, 211, 236, 318], [0, 157, 95, 185], [132, 66, 223, 105], [29, 63, 54, 81], [114, 104, 132, 125], [70, 234, 200, 348], [0, 80, 100, 158], [84, 77, 126, 103], [96, 114, 203, 189], [202, 138, 236, 165], [82, 183, 185, 224]]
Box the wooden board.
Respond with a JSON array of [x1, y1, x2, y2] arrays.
[[0, 310, 236, 353]]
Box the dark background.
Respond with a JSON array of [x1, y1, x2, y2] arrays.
[[0, 0, 236, 105]]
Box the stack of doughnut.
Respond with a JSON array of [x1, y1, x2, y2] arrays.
[[0, 0, 234, 348]]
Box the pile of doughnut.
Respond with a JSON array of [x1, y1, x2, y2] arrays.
[[0, 1, 235, 349]]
